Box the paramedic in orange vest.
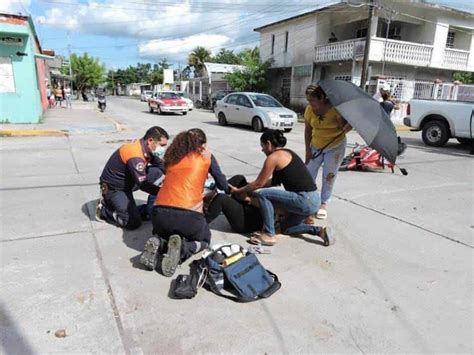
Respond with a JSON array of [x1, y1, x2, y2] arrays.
[[139, 128, 229, 276], [97, 126, 169, 229]]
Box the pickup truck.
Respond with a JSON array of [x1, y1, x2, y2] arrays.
[[403, 99, 474, 147]]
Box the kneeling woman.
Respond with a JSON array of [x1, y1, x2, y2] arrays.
[[231, 130, 330, 246], [140, 128, 225, 277]]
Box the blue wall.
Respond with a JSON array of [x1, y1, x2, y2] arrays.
[[0, 22, 42, 123]]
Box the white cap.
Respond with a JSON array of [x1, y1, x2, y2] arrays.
[[381, 83, 391, 92]]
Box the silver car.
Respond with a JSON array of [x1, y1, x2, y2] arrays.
[[214, 92, 297, 132], [140, 90, 153, 102]]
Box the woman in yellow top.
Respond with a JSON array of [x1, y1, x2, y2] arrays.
[[304, 84, 351, 219]]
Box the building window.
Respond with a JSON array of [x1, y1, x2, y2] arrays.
[[293, 65, 312, 77], [271, 34, 275, 55], [388, 25, 401, 40], [334, 75, 352, 82], [284, 31, 289, 53], [446, 31, 455, 48], [356, 28, 367, 38]]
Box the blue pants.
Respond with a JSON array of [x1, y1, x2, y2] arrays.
[[256, 189, 321, 237], [101, 189, 142, 230], [306, 139, 347, 204]]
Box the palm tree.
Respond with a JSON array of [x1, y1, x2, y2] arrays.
[[187, 46, 211, 77]]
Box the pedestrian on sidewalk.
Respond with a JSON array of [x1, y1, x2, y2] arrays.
[[96, 126, 169, 230], [64, 85, 72, 109], [54, 86, 63, 108], [46, 85, 54, 108], [304, 84, 352, 220]]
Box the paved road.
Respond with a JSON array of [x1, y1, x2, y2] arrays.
[[1, 96, 472, 354]]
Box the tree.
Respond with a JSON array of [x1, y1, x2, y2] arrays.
[[187, 46, 211, 77], [453, 72, 473, 84], [224, 47, 271, 92], [212, 48, 242, 65], [70, 53, 106, 94]]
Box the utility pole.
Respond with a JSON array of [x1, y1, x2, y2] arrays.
[[67, 31, 74, 95], [359, 0, 375, 90], [381, 6, 397, 76]]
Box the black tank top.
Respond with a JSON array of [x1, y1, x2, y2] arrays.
[[271, 149, 316, 192]]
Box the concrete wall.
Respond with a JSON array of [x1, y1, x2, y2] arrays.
[[0, 21, 43, 123]]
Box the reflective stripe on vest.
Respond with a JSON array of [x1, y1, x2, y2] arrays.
[[156, 153, 211, 210], [119, 140, 146, 164]]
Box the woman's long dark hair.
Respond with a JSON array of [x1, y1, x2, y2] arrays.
[[163, 128, 207, 168], [260, 129, 287, 148]]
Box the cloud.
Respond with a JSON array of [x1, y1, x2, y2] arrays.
[[138, 34, 231, 61], [34, 0, 316, 62], [0, 0, 32, 15]]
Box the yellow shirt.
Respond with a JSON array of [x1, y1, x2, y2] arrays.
[[304, 106, 346, 149]]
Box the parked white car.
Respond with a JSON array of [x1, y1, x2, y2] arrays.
[[175, 91, 194, 111], [404, 99, 474, 147], [214, 92, 297, 132], [140, 90, 153, 102]]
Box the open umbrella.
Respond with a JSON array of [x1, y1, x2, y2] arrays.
[[318, 79, 399, 165]]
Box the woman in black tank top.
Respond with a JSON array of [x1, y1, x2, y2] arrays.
[[231, 130, 332, 247]]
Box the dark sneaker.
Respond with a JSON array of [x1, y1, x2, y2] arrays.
[[139, 237, 161, 271], [95, 200, 106, 223], [161, 234, 182, 277], [319, 227, 334, 247]]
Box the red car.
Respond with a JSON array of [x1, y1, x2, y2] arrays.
[[148, 92, 188, 115]]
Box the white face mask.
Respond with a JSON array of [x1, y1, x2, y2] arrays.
[[152, 145, 166, 158]]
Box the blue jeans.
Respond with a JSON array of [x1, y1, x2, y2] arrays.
[[306, 138, 347, 204], [256, 189, 321, 237]]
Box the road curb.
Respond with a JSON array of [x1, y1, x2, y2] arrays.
[[0, 129, 67, 137], [395, 125, 411, 132]]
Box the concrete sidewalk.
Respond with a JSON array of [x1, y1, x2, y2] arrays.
[[0, 100, 120, 136], [1, 99, 472, 354]]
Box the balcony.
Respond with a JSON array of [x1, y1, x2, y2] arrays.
[[442, 48, 470, 70], [315, 38, 434, 67]]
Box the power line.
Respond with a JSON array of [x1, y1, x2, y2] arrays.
[[37, 0, 330, 13]]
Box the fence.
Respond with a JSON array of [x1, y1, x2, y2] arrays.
[[370, 78, 474, 103]]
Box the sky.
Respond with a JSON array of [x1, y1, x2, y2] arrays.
[[1, 0, 473, 69]]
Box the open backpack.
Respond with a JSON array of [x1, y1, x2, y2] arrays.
[[171, 244, 281, 302]]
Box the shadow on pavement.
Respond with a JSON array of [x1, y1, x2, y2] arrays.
[[0, 303, 35, 355], [402, 137, 472, 157]]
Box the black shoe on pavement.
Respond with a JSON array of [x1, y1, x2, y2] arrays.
[[319, 226, 335, 247], [161, 234, 182, 277], [139, 237, 161, 270]]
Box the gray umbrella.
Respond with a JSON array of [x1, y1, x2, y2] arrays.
[[318, 79, 399, 164]]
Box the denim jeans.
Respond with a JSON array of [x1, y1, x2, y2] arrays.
[[256, 188, 321, 237], [306, 138, 347, 204]]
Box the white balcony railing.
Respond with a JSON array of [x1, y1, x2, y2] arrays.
[[314, 39, 357, 62], [315, 38, 434, 67], [370, 38, 433, 66], [442, 48, 470, 70]]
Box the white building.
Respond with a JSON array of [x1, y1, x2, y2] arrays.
[[254, 0, 474, 109], [187, 62, 245, 102]]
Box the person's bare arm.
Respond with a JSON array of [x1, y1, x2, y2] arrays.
[[231, 154, 278, 194]]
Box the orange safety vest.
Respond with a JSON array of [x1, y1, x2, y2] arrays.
[[156, 152, 210, 210], [119, 140, 147, 164]]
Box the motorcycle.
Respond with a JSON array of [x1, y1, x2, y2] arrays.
[[339, 138, 408, 175], [98, 95, 106, 112]]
